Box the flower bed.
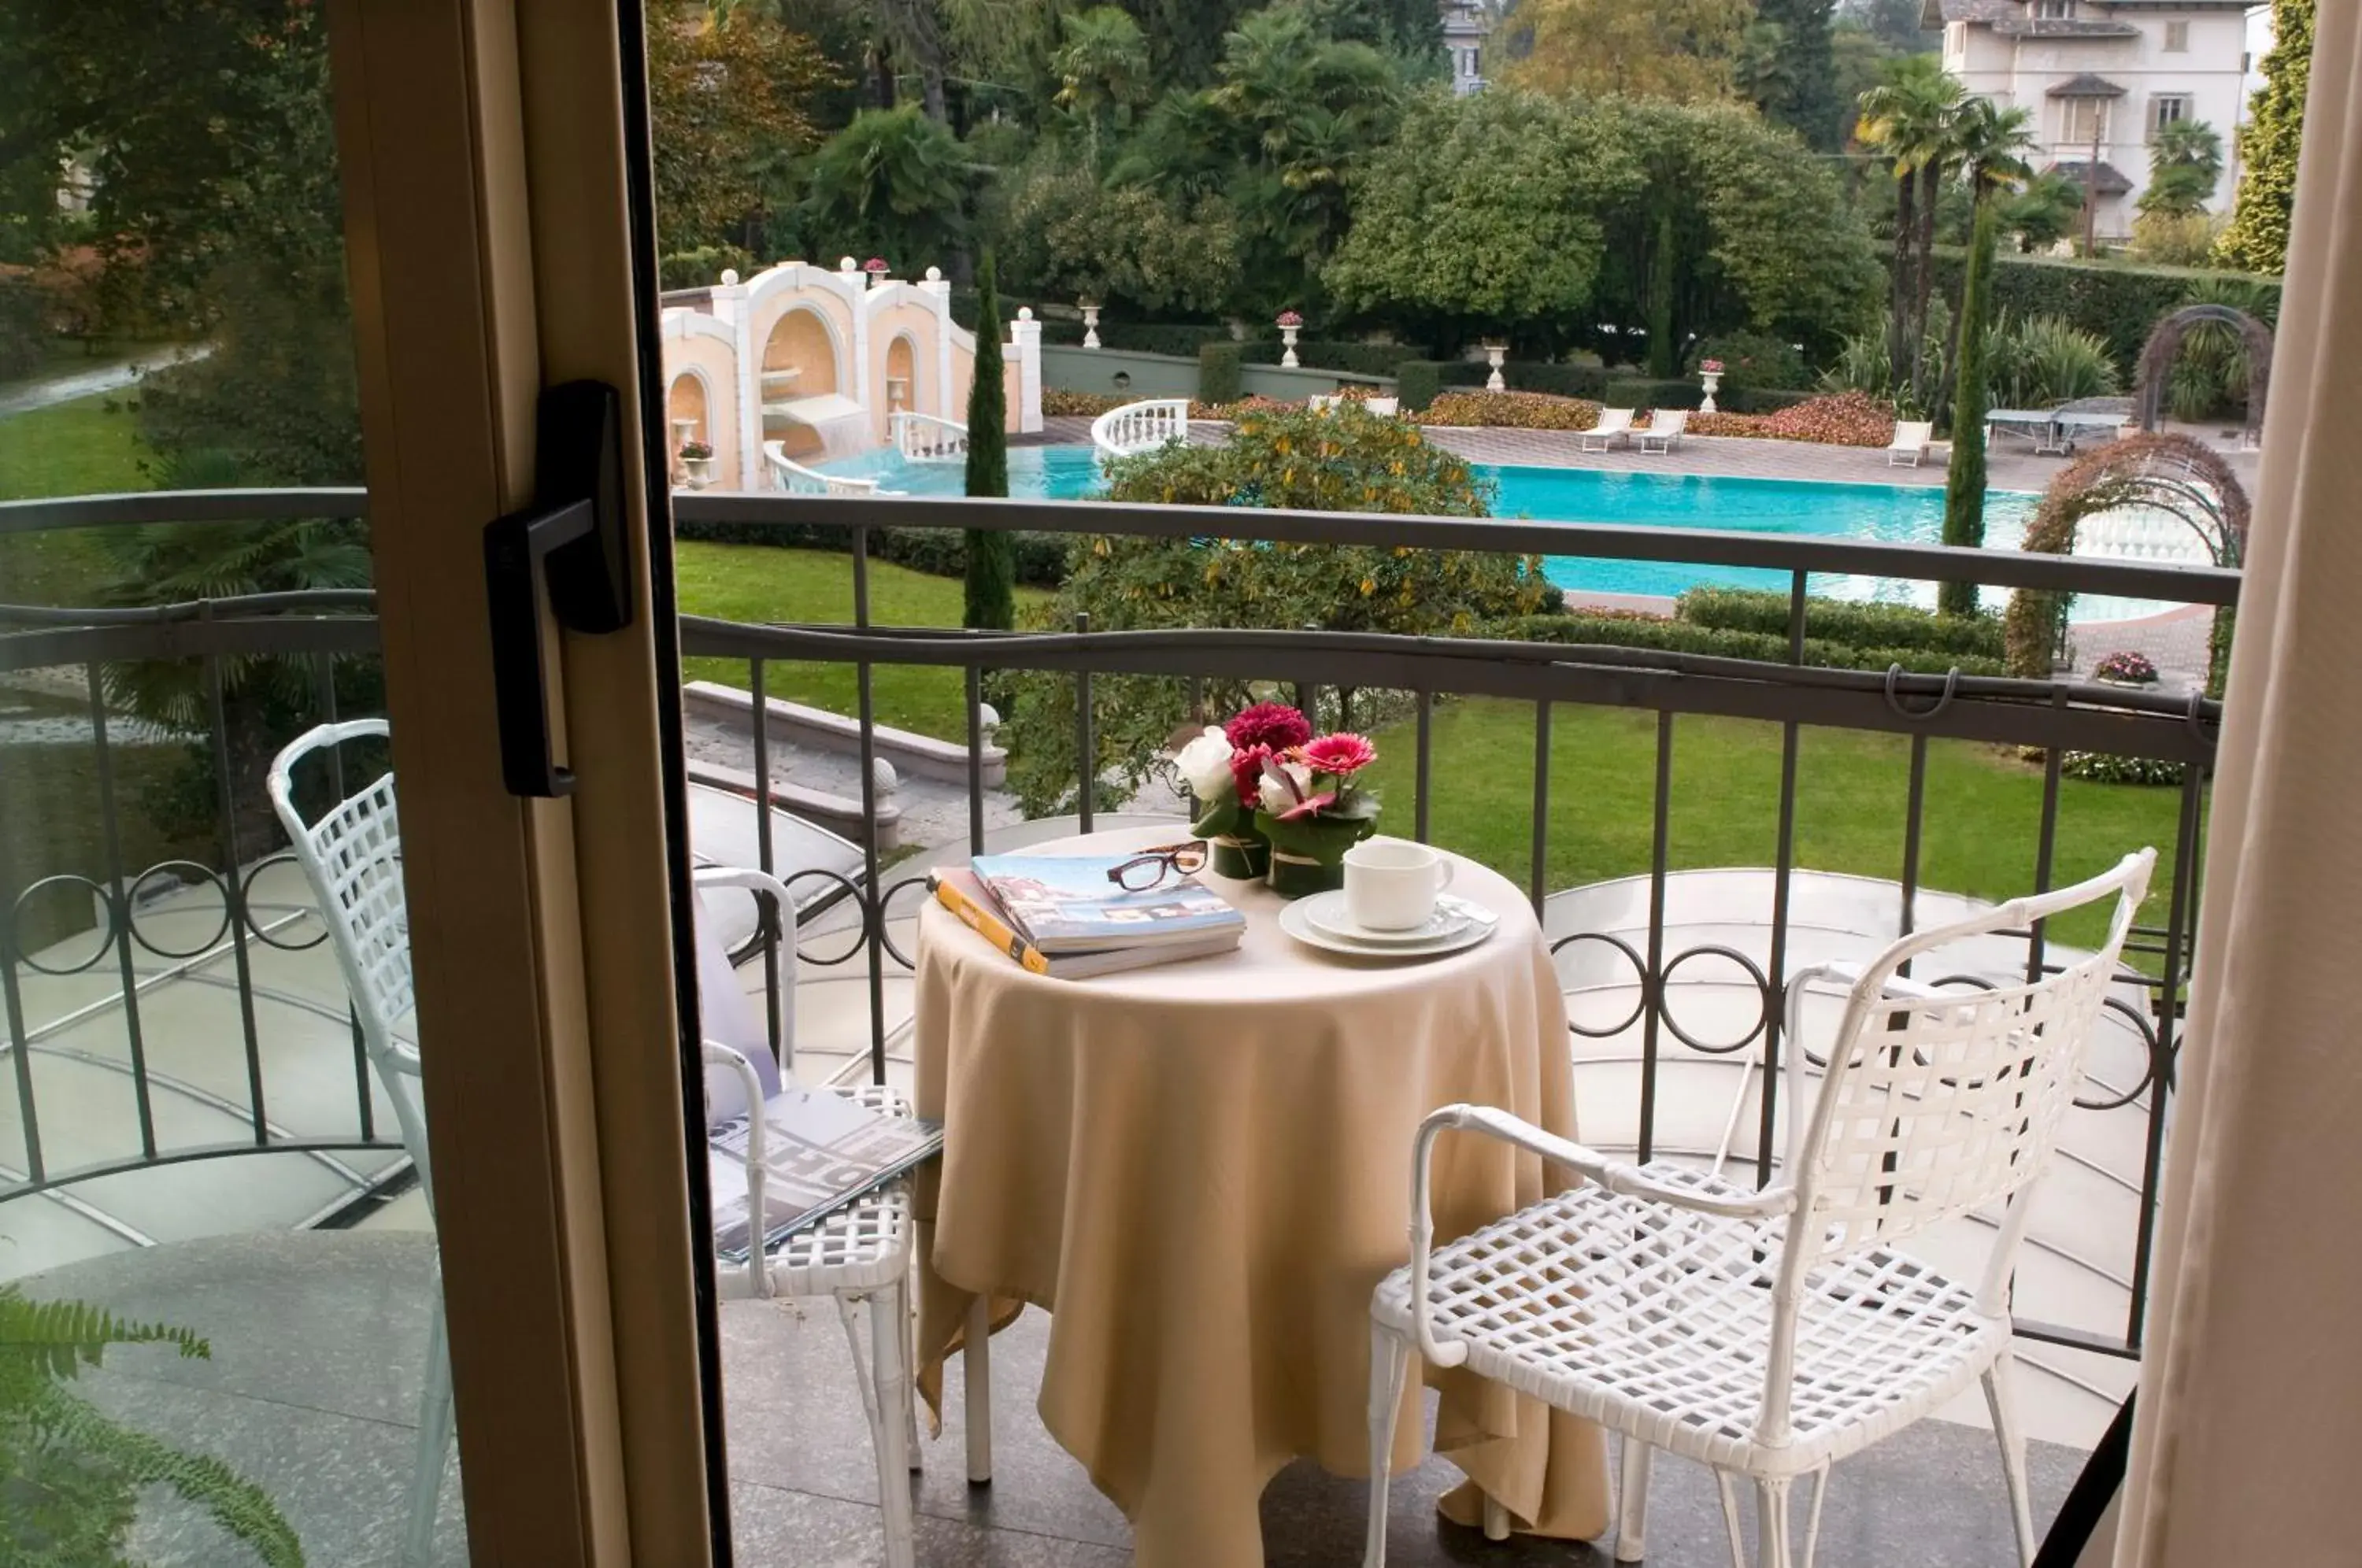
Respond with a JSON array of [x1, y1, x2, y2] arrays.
[[1413, 390, 1604, 431], [1686, 391, 1896, 447], [1042, 388, 1129, 416]]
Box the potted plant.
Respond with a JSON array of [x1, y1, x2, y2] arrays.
[[1698, 357, 1725, 414], [2093, 649, 2160, 686], [1275, 309, 1303, 368], [678, 439, 714, 487], [862, 256, 890, 286], [1079, 299, 1102, 349], [1252, 730, 1382, 898], [1173, 701, 1313, 880]]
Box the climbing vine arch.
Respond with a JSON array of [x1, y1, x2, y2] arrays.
[[2003, 432, 2250, 689], [2136, 304, 2274, 446]]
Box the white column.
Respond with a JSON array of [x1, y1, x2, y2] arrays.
[[927, 268, 956, 422], [1013, 309, 1042, 435], [713, 269, 759, 491]]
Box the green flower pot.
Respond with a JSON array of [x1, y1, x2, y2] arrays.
[[1190, 797, 1269, 880], [1253, 808, 1379, 900]]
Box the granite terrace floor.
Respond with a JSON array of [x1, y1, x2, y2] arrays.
[[26, 1230, 2091, 1566]]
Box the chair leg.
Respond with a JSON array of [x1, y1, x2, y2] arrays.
[[903, 1285, 923, 1472], [1615, 1438, 1653, 1562], [406, 1285, 454, 1568], [1482, 1493, 1512, 1541], [1755, 1475, 1795, 1568], [868, 1284, 917, 1568], [964, 1296, 993, 1485], [1715, 1470, 1749, 1568], [1983, 1351, 2038, 1567], [1363, 1323, 1410, 1568], [836, 1296, 883, 1443], [1801, 1466, 1829, 1568]]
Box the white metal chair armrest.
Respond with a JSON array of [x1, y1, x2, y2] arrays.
[[1406, 1102, 1795, 1368], [1823, 960, 1953, 1002], [703, 1039, 771, 1298]]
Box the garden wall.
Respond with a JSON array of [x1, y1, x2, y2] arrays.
[[1039, 344, 1394, 401]]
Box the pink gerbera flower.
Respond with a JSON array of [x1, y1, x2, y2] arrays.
[[1225, 701, 1312, 753], [1300, 732, 1377, 777]]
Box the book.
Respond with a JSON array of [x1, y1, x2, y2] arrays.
[[931, 869, 1243, 978], [969, 852, 1247, 954], [707, 1087, 943, 1262]]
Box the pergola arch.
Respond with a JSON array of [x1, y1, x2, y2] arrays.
[[2136, 304, 2274, 446]]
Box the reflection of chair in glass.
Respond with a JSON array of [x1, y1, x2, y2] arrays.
[[1362, 850, 2154, 1568], [269, 721, 922, 1568]]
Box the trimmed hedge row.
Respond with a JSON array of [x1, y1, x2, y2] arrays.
[[1915, 251, 2282, 375], [1488, 613, 2008, 676], [1676, 589, 2006, 657], [675, 519, 1070, 589], [1198, 342, 1245, 405], [1394, 361, 1815, 414]]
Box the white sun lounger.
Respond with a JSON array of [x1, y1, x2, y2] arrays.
[[1636, 409, 1688, 454], [1579, 409, 1636, 452], [1886, 420, 1934, 466]]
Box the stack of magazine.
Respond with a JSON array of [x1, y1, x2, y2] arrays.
[[709, 1087, 943, 1262], [928, 852, 1247, 978]]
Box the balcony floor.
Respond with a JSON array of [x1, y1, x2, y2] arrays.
[[27, 1230, 2088, 1566]]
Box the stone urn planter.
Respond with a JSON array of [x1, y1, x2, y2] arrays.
[[1698, 360, 1724, 415], [1483, 342, 1508, 393], [1080, 301, 1101, 349], [1277, 312, 1303, 368]]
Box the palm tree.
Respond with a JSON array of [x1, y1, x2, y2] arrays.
[[2140, 118, 2226, 218], [1052, 6, 1152, 170], [1857, 55, 1964, 404], [1933, 98, 2038, 423], [802, 105, 978, 269]]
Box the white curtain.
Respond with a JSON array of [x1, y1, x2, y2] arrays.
[[2116, 6, 2362, 1561]]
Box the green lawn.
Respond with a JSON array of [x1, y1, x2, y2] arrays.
[[0, 390, 153, 605], [674, 539, 1050, 739], [1359, 697, 2193, 956]]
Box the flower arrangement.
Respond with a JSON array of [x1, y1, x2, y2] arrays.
[[1170, 701, 1382, 893], [863, 257, 890, 275], [2093, 650, 2160, 685], [1275, 309, 1304, 328], [1699, 358, 1725, 374], [678, 439, 713, 461]]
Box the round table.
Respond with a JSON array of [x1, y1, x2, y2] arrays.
[[910, 827, 1610, 1567]]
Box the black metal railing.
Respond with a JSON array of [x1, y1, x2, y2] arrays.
[[1, 486, 2234, 1364]]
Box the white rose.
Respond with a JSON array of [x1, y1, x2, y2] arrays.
[[1173, 727, 1235, 802], [1257, 757, 1311, 815]]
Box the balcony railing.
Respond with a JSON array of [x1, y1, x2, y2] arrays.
[[0, 486, 2234, 1378]]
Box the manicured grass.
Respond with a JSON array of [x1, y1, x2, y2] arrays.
[[0, 390, 153, 605], [1359, 697, 2194, 957], [674, 539, 1050, 739]]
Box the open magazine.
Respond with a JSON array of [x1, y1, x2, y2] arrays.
[[971, 852, 1246, 953], [708, 1087, 943, 1262]]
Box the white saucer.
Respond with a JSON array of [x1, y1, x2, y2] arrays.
[[1279, 893, 1498, 960], [1301, 890, 1482, 946]]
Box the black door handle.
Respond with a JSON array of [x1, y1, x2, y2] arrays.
[[484, 381, 635, 797]]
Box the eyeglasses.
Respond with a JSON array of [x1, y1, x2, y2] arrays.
[[1106, 841, 1209, 892]]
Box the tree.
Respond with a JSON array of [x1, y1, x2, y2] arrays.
[[648, 5, 834, 255], [995, 153, 1242, 313], [1324, 91, 1638, 347], [802, 105, 979, 271], [963, 253, 1015, 631], [2138, 118, 2225, 220], [1051, 6, 1153, 167], [1751, 0, 1842, 150], [1505, 0, 1752, 102], [2000, 170, 2086, 253], [2216, 0, 2312, 272], [1940, 197, 1998, 617], [1857, 54, 1964, 408], [1930, 97, 2034, 418]]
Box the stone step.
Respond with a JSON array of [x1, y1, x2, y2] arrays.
[[683, 679, 1007, 787]]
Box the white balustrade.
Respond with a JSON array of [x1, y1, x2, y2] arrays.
[[890, 411, 969, 464], [763, 439, 892, 497], [1089, 398, 1192, 460]]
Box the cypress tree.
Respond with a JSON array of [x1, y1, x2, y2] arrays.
[[962, 252, 1014, 632], [2216, 0, 2312, 273], [1939, 199, 1997, 620], [1755, 0, 1841, 151]]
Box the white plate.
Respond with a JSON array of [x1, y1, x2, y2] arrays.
[[1300, 890, 1483, 946], [1279, 894, 1498, 960]]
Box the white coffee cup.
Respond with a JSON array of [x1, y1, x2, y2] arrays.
[[1342, 837, 1455, 931]]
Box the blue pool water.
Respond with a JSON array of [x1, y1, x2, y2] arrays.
[[818, 446, 2149, 619]]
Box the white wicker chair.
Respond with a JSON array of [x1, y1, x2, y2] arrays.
[[1363, 849, 2155, 1568], [268, 721, 921, 1568]]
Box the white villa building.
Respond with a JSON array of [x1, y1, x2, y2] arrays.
[[1442, 0, 1488, 94], [1927, 0, 2256, 241]]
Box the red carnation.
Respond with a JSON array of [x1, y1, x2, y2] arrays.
[[1225, 701, 1312, 753], [1229, 743, 1273, 808], [1300, 732, 1376, 777]]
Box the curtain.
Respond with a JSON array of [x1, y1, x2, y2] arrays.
[[2115, 6, 2362, 1562]]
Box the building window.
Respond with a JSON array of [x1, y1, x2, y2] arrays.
[[2152, 94, 2191, 138], [2164, 20, 2190, 52], [2031, 0, 2075, 19], [1947, 21, 1967, 54], [2060, 97, 2111, 148]]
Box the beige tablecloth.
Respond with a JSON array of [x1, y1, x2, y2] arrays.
[[912, 828, 1609, 1566]]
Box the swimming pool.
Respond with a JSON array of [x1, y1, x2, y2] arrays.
[[816, 446, 2160, 619]]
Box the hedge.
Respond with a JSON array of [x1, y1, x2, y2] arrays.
[[1396, 360, 1444, 412], [1912, 250, 2282, 375], [1104, 321, 1238, 357], [1675, 589, 2007, 657], [1487, 613, 2008, 676], [1198, 342, 1245, 405], [674, 519, 1070, 588]]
